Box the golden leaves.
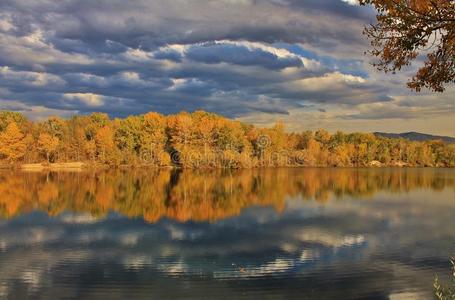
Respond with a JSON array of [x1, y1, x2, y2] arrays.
[[0, 122, 27, 162], [360, 0, 455, 92]]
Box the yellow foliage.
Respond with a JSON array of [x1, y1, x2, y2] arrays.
[[0, 122, 27, 162]]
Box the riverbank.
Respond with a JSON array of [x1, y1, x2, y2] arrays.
[[20, 162, 86, 171], [0, 160, 451, 172]]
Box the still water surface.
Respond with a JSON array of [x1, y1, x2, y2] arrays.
[[0, 168, 454, 299]]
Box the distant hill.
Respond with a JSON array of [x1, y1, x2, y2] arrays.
[[374, 132, 455, 144]]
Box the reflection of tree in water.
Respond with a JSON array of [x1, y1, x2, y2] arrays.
[[0, 168, 454, 222]]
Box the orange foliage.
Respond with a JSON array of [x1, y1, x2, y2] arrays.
[[0, 168, 453, 222], [0, 122, 27, 162], [360, 0, 455, 92], [0, 110, 454, 168]]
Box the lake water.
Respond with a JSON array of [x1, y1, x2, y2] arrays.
[[0, 168, 454, 299]]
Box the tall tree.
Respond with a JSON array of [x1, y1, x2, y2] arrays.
[[38, 133, 60, 163], [360, 0, 455, 92], [0, 111, 27, 132], [95, 125, 119, 165], [141, 112, 168, 166], [167, 112, 195, 166], [0, 122, 27, 162]]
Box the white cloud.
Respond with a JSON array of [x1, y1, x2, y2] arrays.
[[64, 93, 104, 107], [124, 48, 152, 61], [0, 66, 66, 87], [293, 72, 366, 90], [342, 0, 359, 5], [0, 18, 14, 32]]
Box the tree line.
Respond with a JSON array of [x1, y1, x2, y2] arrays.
[[0, 110, 454, 168]]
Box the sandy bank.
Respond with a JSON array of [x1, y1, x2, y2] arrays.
[[20, 162, 86, 171]]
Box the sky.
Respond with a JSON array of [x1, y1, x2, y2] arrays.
[[0, 0, 454, 136]]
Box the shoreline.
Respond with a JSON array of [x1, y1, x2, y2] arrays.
[[20, 162, 87, 171], [0, 162, 452, 172]]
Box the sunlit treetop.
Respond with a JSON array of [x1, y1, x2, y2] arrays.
[[360, 0, 455, 92]]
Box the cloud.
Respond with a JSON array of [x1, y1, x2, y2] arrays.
[[340, 87, 455, 120], [0, 0, 453, 134], [184, 42, 303, 70], [63, 93, 104, 107], [341, 0, 359, 6]]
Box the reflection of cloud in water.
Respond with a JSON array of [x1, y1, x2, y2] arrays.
[[0, 241, 6, 252], [300, 249, 317, 262], [119, 233, 141, 246], [157, 261, 190, 276], [122, 255, 152, 270], [0, 226, 64, 250], [21, 270, 42, 290], [215, 250, 321, 279], [293, 228, 365, 248], [0, 282, 8, 298], [0, 169, 454, 299], [215, 258, 295, 278], [77, 230, 108, 244], [388, 291, 427, 300], [59, 213, 99, 224], [164, 224, 205, 241]]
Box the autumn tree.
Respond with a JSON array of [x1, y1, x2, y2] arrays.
[[66, 118, 87, 161], [95, 125, 118, 164], [0, 110, 453, 168], [40, 116, 68, 161], [216, 119, 252, 168], [84, 140, 97, 162], [80, 113, 111, 162], [38, 133, 60, 162], [114, 115, 143, 164], [376, 139, 392, 165], [86, 113, 110, 140], [41, 117, 67, 140], [360, 0, 455, 92], [167, 112, 195, 167], [141, 112, 169, 166], [304, 138, 322, 166], [0, 111, 27, 132], [0, 122, 27, 162], [193, 111, 216, 166]]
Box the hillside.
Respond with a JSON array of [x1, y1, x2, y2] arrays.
[[374, 132, 455, 144]]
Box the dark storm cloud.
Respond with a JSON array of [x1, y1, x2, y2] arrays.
[[185, 42, 303, 70], [0, 0, 433, 121], [153, 49, 183, 63], [0, 0, 368, 50], [282, 0, 375, 20]]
